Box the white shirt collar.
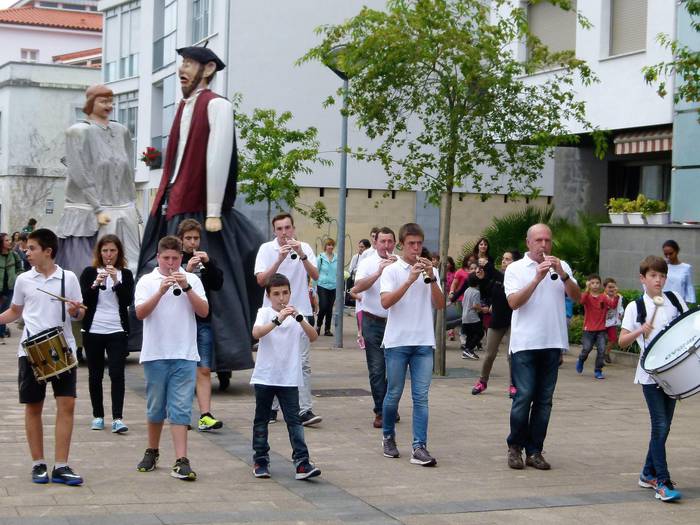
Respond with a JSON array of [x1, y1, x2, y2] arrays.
[[29, 265, 62, 280]]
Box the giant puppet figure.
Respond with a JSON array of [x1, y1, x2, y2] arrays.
[[137, 45, 264, 371], [56, 84, 141, 274]]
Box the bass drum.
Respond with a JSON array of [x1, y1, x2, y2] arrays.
[[642, 307, 700, 399]]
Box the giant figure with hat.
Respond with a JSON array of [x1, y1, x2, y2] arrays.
[[137, 45, 264, 371]]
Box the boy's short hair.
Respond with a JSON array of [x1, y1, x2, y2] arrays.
[[377, 226, 396, 240], [467, 273, 480, 287], [265, 273, 291, 293], [398, 223, 424, 243], [587, 273, 601, 282], [271, 212, 294, 227], [28, 228, 58, 259], [640, 255, 667, 276], [158, 235, 182, 253], [359, 238, 371, 249], [603, 277, 617, 287], [177, 218, 202, 237]]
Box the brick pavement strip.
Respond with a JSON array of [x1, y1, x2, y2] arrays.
[[0, 319, 699, 524]]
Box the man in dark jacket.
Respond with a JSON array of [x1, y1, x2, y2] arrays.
[[178, 219, 224, 431]]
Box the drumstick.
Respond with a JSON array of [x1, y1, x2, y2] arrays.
[[644, 295, 665, 340], [37, 288, 88, 310]]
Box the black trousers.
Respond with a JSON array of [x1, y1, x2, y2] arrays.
[[316, 286, 336, 332], [84, 331, 128, 419]]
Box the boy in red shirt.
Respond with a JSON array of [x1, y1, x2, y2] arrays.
[[575, 274, 619, 379]]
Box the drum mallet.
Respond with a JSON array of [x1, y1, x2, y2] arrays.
[[644, 296, 665, 340]]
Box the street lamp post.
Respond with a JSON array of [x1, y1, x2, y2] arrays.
[[326, 46, 349, 349]]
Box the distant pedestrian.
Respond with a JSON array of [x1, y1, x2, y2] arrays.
[[21, 218, 37, 234], [661, 240, 695, 304], [0, 233, 24, 340], [315, 238, 338, 337]]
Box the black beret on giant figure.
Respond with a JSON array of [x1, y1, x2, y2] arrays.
[[176, 45, 226, 71]]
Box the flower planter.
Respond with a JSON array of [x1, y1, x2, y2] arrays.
[[645, 212, 670, 225], [626, 212, 646, 225], [608, 212, 627, 225], [148, 157, 162, 170]]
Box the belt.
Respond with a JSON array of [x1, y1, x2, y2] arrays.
[[363, 311, 387, 323]]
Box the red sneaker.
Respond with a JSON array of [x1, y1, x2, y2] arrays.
[[471, 379, 487, 395], [508, 385, 517, 399]]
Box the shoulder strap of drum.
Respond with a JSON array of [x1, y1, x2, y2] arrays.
[[664, 291, 684, 314], [635, 296, 646, 324], [61, 269, 66, 324]]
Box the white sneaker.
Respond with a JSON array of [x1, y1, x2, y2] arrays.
[[111, 419, 128, 433], [91, 417, 104, 430]]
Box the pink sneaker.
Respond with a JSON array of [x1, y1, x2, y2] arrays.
[[508, 385, 517, 399], [471, 379, 487, 395], [357, 336, 365, 349]]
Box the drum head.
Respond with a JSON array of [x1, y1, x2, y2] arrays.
[[23, 326, 63, 346], [643, 307, 700, 372]]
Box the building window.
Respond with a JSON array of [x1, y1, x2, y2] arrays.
[[20, 49, 39, 63], [610, 0, 647, 56], [104, 2, 140, 82], [151, 75, 176, 155], [153, 0, 177, 72], [527, 1, 577, 58], [115, 91, 139, 167], [192, 0, 210, 43]]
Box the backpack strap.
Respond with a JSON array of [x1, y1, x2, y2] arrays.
[[635, 296, 647, 324]]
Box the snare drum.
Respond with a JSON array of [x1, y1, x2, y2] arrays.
[[642, 308, 700, 399], [22, 327, 76, 382]]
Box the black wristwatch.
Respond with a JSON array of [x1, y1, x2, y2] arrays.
[[182, 284, 193, 292], [271, 316, 282, 326], [300, 254, 308, 261], [561, 274, 570, 283]]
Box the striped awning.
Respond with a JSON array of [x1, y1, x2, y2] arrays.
[[614, 127, 673, 155]]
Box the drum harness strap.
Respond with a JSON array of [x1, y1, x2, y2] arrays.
[[636, 291, 687, 367], [25, 270, 66, 341]]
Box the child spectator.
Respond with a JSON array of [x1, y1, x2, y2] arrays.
[[460, 273, 483, 360], [603, 278, 624, 363], [619, 256, 687, 502], [575, 274, 619, 379], [250, 273, 321, 480]]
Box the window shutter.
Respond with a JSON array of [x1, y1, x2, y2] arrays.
[[610, 0, 647, 56], [528, 1, 577, 54]]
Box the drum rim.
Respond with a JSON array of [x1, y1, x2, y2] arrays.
[[22, 326, 64, 346], [642, 306, 700, 373]]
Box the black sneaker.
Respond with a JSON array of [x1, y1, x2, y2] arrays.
[[137, 448, 159, 472], [253, 462, 271, 478], [295, 461, 321, 480], [269, 410, 278, 424], [383, 436, 400, 458], [51, 465, 83, 485], [461, 349, 479, 360], [300, 410, 322, 426], [171, 457, 197, 481], [410, 446, 437, 467], [32, 463, 49, 484]]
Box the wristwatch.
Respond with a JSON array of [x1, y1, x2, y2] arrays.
[[300, 254, 308, 261], [561, 273, 570, 283], [182, 284, 193, 292], [271, 316, 282, 326]]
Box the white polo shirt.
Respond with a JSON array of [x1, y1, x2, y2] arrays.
[[504, 253, 576, 353], [621, 292, 686, 385], [358, 246, 376, 263], [12, 265, 81, 357], [380, 257, 440, 348], [134, 267, 206, 363], [250, 306, 306, 387], [355, 251, 389, 318], [254, 239, 317, 316]]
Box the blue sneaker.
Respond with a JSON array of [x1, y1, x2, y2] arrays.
[[51, 465, 83, 486], [31, 464, 49, 484], [111, 419, 128, 433], [575, 359, 584, 374], [91, 417, 104, 430], [655, 480, 682, 502], [594, 370, 605, 380], [638, 473, 657, 489], [253, 462, 270, 478]]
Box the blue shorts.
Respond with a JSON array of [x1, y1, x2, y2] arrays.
[[143, 359, 196, 425], [196, 321, 213, 369]]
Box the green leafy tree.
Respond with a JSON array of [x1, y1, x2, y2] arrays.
[[643, 0, 700, 117], [301, 0, 605, 374], [235, 99, 333, 236]]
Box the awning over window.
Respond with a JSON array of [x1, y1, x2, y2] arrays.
[[614, 127, 673, 155]]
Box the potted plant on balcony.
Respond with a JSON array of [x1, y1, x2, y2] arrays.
[[607, 197, 629, 224], [140, 147, 162, 170], [624, 196, 646, 225], [641, 198, 670, 224]]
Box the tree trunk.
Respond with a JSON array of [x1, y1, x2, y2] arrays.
[[434, 189, 453, 376], [266, 200, 272, 239]]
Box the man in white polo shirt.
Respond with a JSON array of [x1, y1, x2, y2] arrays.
[[254, 212, 321, 426], [379, 223, 444, 467], [352, 226, 398, 428], [504, 223, 580, 471]]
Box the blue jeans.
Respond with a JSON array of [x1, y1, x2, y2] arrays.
[[579, 330, 607, 372], [253, 384, 309, 467], [196, 320, 213, 369], [361, 315, 387, 415], [143, 359, 196, 425], [641, 383, 676, 484], [383, 345, 433, 449], [508, 348, 560, 455]]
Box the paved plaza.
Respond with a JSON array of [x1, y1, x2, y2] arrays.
[[0, 318, 699, 525]]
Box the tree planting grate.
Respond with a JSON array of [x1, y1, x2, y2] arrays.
[[312, 388, 372, 397]]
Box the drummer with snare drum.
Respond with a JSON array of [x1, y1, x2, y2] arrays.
[[619, 255, 688, 503], [0, 229, 85, 485]]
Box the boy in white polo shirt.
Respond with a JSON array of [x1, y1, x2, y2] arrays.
[[134, 235, 208, 481], [0, 229, 85, 485], [379, 223, 444, 466], [250, 273, 321, 480]]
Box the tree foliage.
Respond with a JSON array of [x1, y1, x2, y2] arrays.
[[643, 0, 700, 114]]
